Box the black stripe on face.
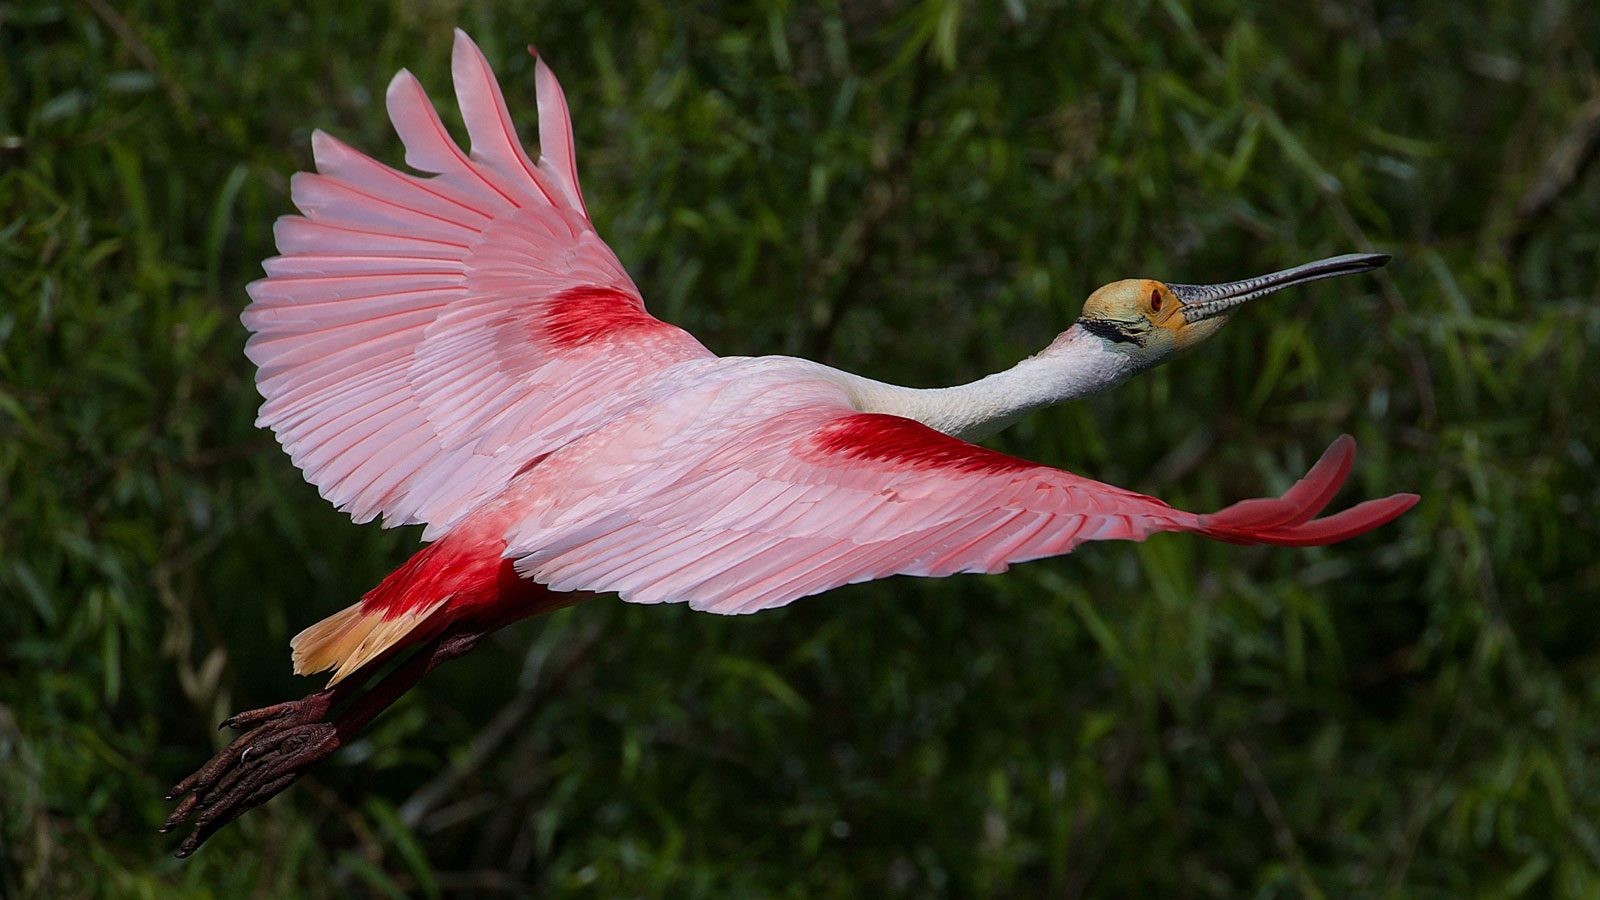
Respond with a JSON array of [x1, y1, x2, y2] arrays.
[[1077, 318, 1142, 346]]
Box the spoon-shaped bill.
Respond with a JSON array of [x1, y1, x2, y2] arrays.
[[1170, 253, 1390, 323]]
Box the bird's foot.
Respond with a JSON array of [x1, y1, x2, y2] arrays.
[[162, 624, 497, 857], [163, 692, 343, 857]]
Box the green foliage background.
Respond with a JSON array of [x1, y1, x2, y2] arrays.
[[4, 0, 1599, 896]]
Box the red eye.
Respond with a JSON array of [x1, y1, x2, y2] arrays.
[[1150, 289, 1163, 312]]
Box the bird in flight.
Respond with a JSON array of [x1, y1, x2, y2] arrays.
[[164, 30, 1417, 855]]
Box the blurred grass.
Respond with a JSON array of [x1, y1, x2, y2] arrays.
[[3, 0, 1599, 896]]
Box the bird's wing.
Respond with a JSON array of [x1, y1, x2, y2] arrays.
[[243, 30, 712, 538], [503, 377, 1418, 614]]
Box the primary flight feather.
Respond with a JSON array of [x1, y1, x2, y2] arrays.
[[166, 30, 1416, 855]]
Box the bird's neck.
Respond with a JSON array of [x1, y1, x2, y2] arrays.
[[843, 326, 1143, 440]]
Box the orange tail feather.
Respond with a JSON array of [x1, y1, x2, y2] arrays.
[[291, 597, 451, 685]]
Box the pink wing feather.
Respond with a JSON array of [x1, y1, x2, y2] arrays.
[[243, 30, 711, 537], [502, 372, 1418, 614]]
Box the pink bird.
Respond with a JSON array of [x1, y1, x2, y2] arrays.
[[164, 31, 1417, 855]]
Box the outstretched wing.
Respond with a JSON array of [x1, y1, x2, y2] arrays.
[[502, 377, 1418, 614], [243, 30, 711, 538]]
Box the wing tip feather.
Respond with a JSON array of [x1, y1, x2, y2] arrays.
[[1199, 436, 1416, 547]]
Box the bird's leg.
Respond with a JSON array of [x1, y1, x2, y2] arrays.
[[163, 627, 487, 857]]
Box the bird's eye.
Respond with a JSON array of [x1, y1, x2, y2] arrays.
[[1150, 289, 1163, 312]]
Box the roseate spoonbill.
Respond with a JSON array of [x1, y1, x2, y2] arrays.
[[163, 30, 1417, 855]]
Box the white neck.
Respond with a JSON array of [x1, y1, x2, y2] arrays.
[[838, 325, 1144, 440]]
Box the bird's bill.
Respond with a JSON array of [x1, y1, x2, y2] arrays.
[[1168, 252, 1390, 323]]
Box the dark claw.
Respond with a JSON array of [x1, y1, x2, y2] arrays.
[[197, 723, 335, 817], [175, 770, 299, 858], [165, 695, 343, 855], [160, 793, 201, 833], [166, 725, 264, 802], [165, 625, 492, 855]]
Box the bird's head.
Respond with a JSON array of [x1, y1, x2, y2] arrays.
[[1073, 252, 1390, 366]]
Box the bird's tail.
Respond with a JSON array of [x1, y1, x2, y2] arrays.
[[291, 591, 450, 687], [289, 509, 567, 686], [1196, 435, 1418, 547], [290, 530, 480, 686]]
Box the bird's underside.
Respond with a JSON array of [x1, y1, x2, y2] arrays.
[[165, 30, 1416, 855]]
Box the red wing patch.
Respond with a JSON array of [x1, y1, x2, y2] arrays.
[[541, 285, 667, 348], [813, 413, 1038, 475]]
